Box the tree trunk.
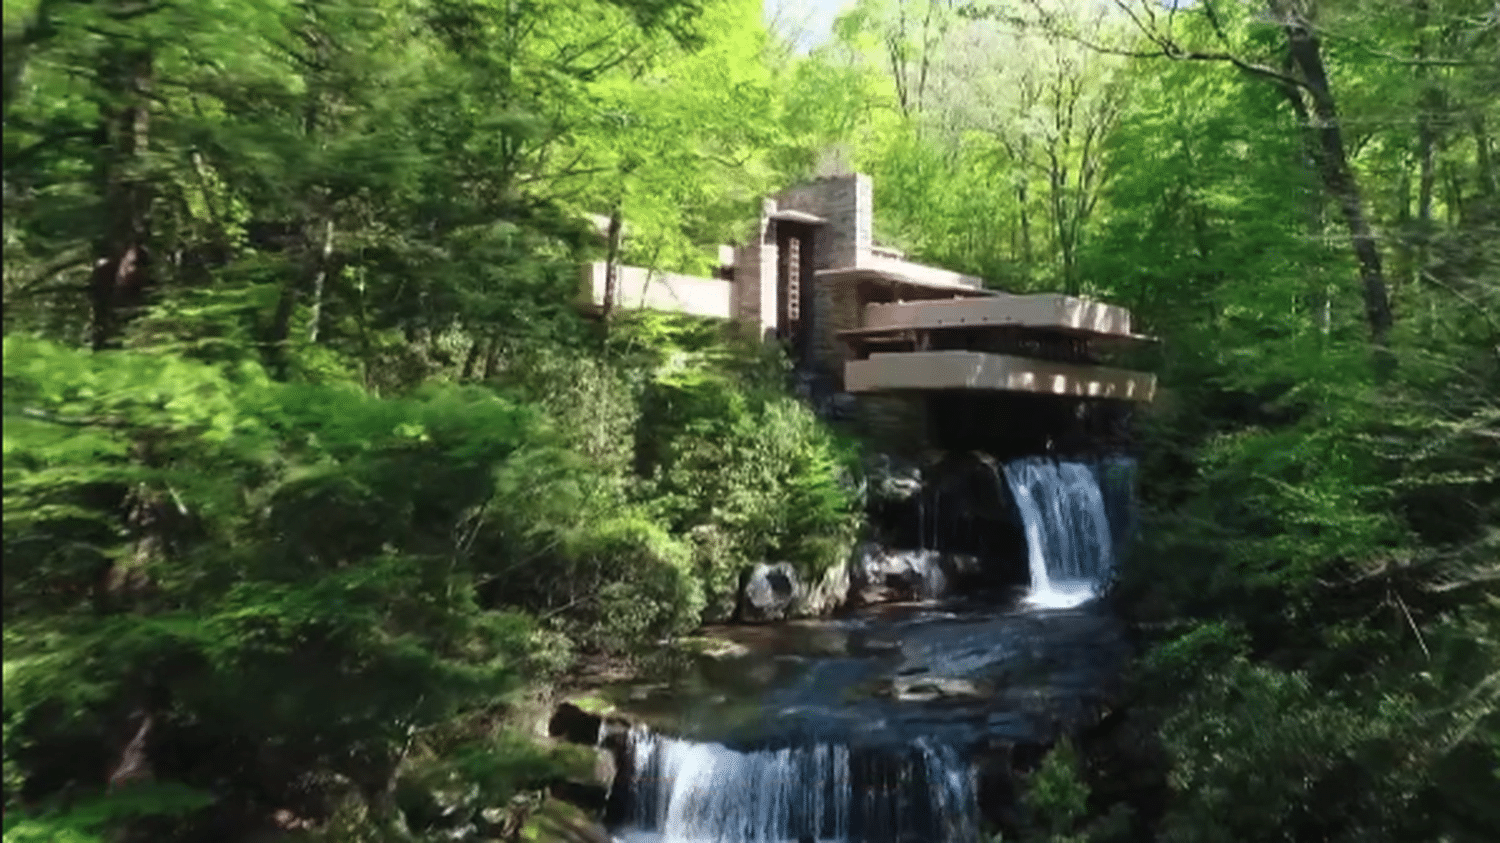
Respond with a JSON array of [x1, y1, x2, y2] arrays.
[[1475, 115, 1497, 200], [2, 0, 61, 121], [601, 204, 623, 323], [96, 440, 175, 833], [1414, 1, 1438, 230], [307, 217, 334, 343], [460, 336, 484, 380], [88, 46, 154, 351], [482, 337, 502, 379], [1275, 4, 1394, 364], [1017, 181, 1032, 278], [266, 278, 298, 377]]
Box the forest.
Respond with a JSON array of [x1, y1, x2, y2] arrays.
[[3, 0, 1496, 841]]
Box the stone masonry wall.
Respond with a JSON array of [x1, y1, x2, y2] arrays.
[[776, 175, 931, 452], [776, 174, 872, 271], [812, 279, 861, 384], [858, 394, 929, 458], [732, 199, 779, 340]]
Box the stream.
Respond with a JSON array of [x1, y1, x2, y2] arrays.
[[602, 456, 1136, 843]]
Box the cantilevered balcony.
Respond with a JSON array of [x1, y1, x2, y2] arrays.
[[838, 292, 1157, 402], [845, 351, 1156, 401]]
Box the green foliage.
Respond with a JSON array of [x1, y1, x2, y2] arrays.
[[2, 783, 214, 843], [395, 727, 593, 836], [2, 336, 562, 835], [1, 0, 862, 837], [1024, 739, 1090, 842], [1155, 657, 1421, 843], [621, 314, 860, 606]]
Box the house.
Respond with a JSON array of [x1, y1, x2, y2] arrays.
[[579, 173, 1156, 455]]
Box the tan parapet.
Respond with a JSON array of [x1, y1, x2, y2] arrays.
[[845, 351, 1157, 402], [861, 294, 1143, 339]]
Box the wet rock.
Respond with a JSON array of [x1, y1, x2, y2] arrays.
[[863, 452, 924, 505], [829, 391, 859, 421], [848, 543, 945, 605], [548, 703, 603, 746], [739, 562, 800, 621], [972, 741, 1028, 837], [799, 559, 849, 616], [550, 779, 609, 814], [940, 552, 983, 580], [517, 797, 614, 843], [885, 677, 992, 703], [676, 636, 751, 659]]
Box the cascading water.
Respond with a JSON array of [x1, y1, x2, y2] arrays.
[[618, 729, 976, 843], [1001, 456, 1132, 610], [606, 453, 1137, 843]]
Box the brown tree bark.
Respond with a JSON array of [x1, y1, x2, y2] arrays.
[[1273, 2, 1394, 363], [88, 46, 154, 351], [306, 217, 335, 344], [96, 440, 176, 813], [601, 204, 623, 323], [460, 336, 485, 380], [1475, 115, 1497, 200]]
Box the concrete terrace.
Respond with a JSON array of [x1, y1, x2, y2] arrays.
[[579, 174, 1157, 423]]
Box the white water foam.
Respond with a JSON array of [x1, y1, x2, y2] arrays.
[[620, 728, 973, 843], [1001, 457, 1124, 609]]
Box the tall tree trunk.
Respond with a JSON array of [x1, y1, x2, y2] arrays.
[[460, 336, 484, 380], [1393, 166, 1413, 300], [1475, 115, 1497, 200], [307, 217, 334, 343], [1017, 181, 1033, 278], [1414, 1, 1438, 231], [88, 46, 154, 351], [1411, 0, 1439, 309], [96, 440, 175, 825], [601, 204, 623, 323], [1275, 3, 1394, 365], [266, 6, 335, 374]]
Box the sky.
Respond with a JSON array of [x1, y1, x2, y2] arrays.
[[764, 0, 848, 54]]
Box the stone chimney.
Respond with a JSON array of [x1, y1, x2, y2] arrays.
[[775, 173, 872, 271], [732, 198, 780, 341]]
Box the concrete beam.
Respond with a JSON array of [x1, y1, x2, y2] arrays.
[[857, 253, 986, 291], [863, 294, 1138, 338], [580, 262, 733, 320], [845, 350, 1157, 402], [815, 265, 992, 299]]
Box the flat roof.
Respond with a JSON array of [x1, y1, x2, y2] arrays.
[[859, 294, 1153, 340], [845, 350, 1156, 402], [770, 209, 827, 224], [816, 266, 994, 297]]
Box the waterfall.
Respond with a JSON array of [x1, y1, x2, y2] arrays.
[[620, 729, 976, 843], [1001, 456, 1131, 610]]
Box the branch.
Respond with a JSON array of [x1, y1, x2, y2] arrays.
[[1419, 268, 1500, 354], [5, 127, 97, 166], [106, 2, 169, 22], [18, 408, 132, 430], [995, 0, 1315, 93], [4, 249, 94, 300]]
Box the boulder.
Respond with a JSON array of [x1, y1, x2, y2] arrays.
[[939, 552, 984, 583], [885, 677, 992, 703], [848, 543, 945, 605], [547, 703, 603, 746], [799, 558, 849, 616], [862, 452, 924, 506], [739, 562, 800, 621]]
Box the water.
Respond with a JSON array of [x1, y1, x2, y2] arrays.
[[1001, 457, 1127, 609], [619, 732, 977, 843], [608, 455, 1135, 842]]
